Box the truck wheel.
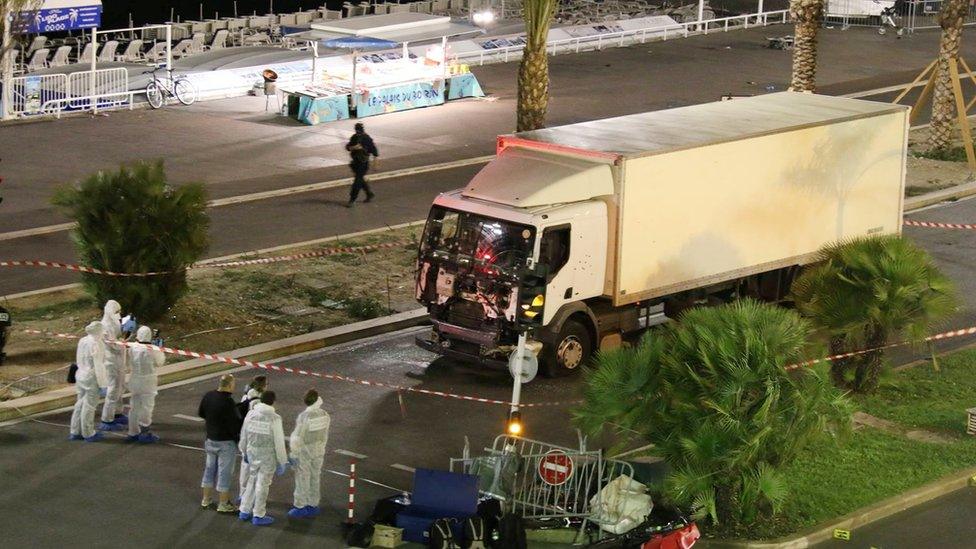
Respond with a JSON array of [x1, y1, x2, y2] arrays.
[[542, 320, 592, 378]]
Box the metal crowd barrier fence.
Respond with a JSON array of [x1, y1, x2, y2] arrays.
[[451, 433, 636, 543], [0, 364, 71, 400], [455, 9, 790, 66], [5, 67, 132, 118]]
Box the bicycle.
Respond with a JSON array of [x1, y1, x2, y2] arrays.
[[144, 66, 197, 109]]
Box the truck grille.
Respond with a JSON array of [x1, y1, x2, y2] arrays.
[[446, 299, 487, 329]]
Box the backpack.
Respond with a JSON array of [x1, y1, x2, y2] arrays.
[[495, 514, 527, 549], [66, 363, 78, 384], [428, 518, 458, 549], [462, 516, 487, 549], [477, 497, 502, 539], [345, 519, 375, 548]]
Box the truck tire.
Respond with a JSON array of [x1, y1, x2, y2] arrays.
[[542, 320, 592, 378]]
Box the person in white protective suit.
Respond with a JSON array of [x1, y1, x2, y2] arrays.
[[235, 375, 268, 505], [126, 326, 165, 444], [69, 322, 107, 442], [98, 300, 129, 430], [287, 389, 331, 518], [238, 391, 291, 526]]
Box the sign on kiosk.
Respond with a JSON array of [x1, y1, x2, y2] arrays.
[[538, 450, 574, 486]]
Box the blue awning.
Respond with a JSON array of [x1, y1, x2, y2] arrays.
[[16, 0, 102, 33], [319, 36, 399, 51]]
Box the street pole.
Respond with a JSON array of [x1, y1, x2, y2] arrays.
[[1, 7, 13, 121], [697, 0, 705, 31], [509, 332, 526, 420]]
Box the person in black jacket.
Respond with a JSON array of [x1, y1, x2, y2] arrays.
[[199, 374, 244, 513], [345, 123, 378, 207]]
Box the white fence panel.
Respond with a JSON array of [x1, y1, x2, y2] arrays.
[[65, 67, 129, 110], [7, 73, 68, 116]]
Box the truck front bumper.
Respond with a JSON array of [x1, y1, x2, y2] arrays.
[[414, 334, 509, 369]]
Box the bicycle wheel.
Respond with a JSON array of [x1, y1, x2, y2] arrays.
[[146, 81, 164, 109], [174, 78, 197, 106]]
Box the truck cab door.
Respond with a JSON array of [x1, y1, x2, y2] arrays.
[[539, 225, 573, 324]]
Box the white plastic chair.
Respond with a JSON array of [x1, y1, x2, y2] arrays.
[[97, 40, 119, 62], [144, 42, 167, 63], [26, 48, 50, 71], [49, 46, 72, 67], [26, 36, 48, 57], [170, 39, 193, 58], [189, 32, 206, 54], [119, 39, 145, 62], [78, 42, 95, 64], [208, 29, 229, 50]]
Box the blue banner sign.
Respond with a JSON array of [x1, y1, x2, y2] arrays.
[[296, 94, 351, 125], [17, 4, 102, 33], [355, 81, 445, 118]]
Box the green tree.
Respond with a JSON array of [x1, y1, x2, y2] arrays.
[[792, 236, 957, 393], [576, 300, 851, 526], [53, 161, 209, 321], [517, 0, 557, 132]]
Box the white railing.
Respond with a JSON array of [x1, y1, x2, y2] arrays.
[[6, 68, 131, 118], [6, 73, 69, 116], [457, 10, 790, 66], [42, 90, 142, 118], [66, 67, 129, 110]]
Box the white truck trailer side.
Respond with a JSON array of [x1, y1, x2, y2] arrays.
[[415, 92, 909, 377]]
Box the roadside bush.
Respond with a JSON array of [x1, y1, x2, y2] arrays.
[[52, 161, 209, 322], [575, 300, 851, 527], [345, 296, 387, 320], [791, 236, 957, 393]]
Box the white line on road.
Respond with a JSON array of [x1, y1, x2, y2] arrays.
[[173, 414, 204, 422], [0, 156, 492, 243], [841, 70, 976, 100], [335, 449, 368, 460], [390, 463, 416, 473]]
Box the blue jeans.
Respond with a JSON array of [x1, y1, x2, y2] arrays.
[[201, 439, 237, 493]]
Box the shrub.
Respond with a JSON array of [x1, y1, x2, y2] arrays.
[[575, 300, 852, 526], [52, 161, 209, 322], [791, 236, 957, 393]]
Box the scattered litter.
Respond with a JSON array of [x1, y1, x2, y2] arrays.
[[279, 305, 322, 317], [319, 299, 347, 310]]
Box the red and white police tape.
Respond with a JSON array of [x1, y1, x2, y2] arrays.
[[0, 241, 408, 278], [903, 219, 976, 230], [21, 323, 976, 407], [19, 328, 577, 408]]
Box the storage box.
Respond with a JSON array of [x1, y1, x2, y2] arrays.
[[395, 468, 479, 544], [370, 524, 403, 548]]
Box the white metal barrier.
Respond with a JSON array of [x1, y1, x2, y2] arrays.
[[66, 67, 129, 110], [456, 9, 790, 66], [6, 73, 69, 117]]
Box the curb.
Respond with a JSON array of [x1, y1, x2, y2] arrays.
[[0, 308, 429, 423], [904, 181, 976, 211], [697, 466, 976, 549]]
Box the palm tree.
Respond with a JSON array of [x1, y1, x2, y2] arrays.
[[791, 236, 957, 393], [929, 0, 970, 151], [789, 0, 825, 92], [52, 161, 211, 321], [575, 300, 851, 526], [517, 0, 557, 132]]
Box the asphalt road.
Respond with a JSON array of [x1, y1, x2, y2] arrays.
[[2, 194, 976, 547], [4, 25, 976, 296]]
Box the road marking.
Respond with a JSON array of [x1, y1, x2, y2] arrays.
[[335, 449, 368, 460], [841, 70, 976, 100], [173, 413, 204, 422], [168, 443, 205, 452], [0, 156, 492, 243], [390, 463, 416, 473], [326, 468, 404, 492]]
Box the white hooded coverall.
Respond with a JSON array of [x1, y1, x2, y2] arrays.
[[239, 402, 288, 518], [128, 326, 165, 437], [290, 397, 331, 508], [70, 322, 105, 438], [100, 300, 127, 423], [238, 387, 263, 497]]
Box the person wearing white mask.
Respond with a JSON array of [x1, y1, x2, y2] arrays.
[[99, 299, 128, 430], [126, 326, 165, 443], [69, 322, 106, 442], [287, 389, 331, 518]]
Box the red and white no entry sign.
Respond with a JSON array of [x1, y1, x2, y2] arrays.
[[538, 450, 574, 486]]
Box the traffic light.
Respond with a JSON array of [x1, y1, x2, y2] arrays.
[[516, 265, 548, 331]]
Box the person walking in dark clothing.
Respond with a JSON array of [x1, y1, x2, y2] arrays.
[[345, 123, 378, 206]]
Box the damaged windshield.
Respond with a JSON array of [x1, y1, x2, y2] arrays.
[[421, 206, 536, 274]]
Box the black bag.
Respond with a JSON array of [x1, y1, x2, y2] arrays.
[[345, 520, 375, 548], [476, 498, 502, 544], [462, 516, 487, 549], [369, 494, 407, 525], [66, 363, 78, 384], [428, 518, 457, 549], [495, 514, 527, 549]]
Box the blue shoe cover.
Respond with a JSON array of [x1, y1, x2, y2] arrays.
[[287, 507, 308, 518], [138, 432, 160, 444], [251, 515, 274, 526], [84, 432, 104, 442], [303, 506, 321, 517], [98, 421, 123, 431], [126, 434, 140, 442], [113, 414, 129, 425], [68, 434, 85, 441], [238, 512, 252, 521]]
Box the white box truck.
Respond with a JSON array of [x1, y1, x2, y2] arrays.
[[415, 92, 909, 376]]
